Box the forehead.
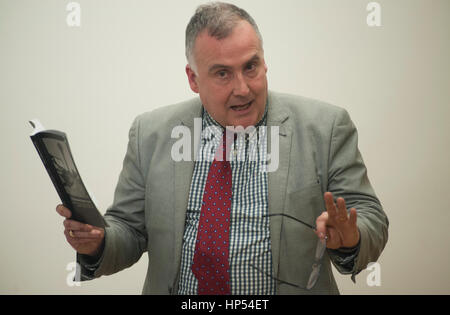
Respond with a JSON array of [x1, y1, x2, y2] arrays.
[[194, 20, 263, 70]]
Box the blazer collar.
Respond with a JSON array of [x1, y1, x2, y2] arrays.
[[179, 98, 202, 128], [267, 91, 289, 127]]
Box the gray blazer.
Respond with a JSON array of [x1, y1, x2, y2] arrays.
[[78, 91, 389, 295]]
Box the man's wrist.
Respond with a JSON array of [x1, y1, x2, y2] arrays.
[[337, 230, 361, 253], [80, 237, 105, 265]]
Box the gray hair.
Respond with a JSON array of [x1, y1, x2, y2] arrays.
[[185, 2, 263, 72]]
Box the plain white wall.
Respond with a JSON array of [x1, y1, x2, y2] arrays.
[[1, 0, 449, 294]]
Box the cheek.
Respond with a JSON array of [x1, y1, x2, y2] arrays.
[[201, 84, 231, 106], [255, 72, 268, 90], [246, 72, 268, 94], [199, 86, 232, 118]]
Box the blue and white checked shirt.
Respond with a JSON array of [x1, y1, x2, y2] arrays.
[[178, 107, 276, 294]]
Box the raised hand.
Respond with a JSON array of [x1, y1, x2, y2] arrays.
[[315, 192, 360, 249]]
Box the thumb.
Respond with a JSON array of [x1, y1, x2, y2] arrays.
[[56, 204, 72, 219], [315, 211, 328, 241]]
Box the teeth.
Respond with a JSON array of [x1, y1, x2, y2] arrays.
[[231, 102, 251, 111]]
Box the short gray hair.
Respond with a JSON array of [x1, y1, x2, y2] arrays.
[[185, 2, 263, 72]]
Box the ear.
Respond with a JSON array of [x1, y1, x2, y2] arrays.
[[186, 65, 199, 94]]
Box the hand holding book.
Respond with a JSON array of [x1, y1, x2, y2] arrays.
[[56, 204, 105, 257]]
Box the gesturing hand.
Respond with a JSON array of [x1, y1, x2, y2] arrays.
[[315, 192, 360, 249]]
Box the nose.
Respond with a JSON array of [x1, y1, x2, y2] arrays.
[[232, 73, 250, 97]]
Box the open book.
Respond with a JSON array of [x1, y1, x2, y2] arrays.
[[29, 119, 108, 228]]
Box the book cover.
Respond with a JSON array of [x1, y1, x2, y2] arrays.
[[29, 119, 108, 228]]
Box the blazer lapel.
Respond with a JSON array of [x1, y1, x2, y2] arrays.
[[266, 91, 291, 279], [173, 99, 202, 289]]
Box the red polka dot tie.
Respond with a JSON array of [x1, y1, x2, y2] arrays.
[[192, 132, 232, 295]]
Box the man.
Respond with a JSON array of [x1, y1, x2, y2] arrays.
[[56, 2, 388, 294]]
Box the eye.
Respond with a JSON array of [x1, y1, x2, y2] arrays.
[[216, 70, 229, 79], [245, 62, 257, 72]]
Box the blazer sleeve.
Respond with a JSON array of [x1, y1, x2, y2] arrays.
[[326, 108, 389, 282], [77, 116, 148, 280]]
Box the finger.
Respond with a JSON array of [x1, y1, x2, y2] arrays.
[[63, 219, 93, 232], [315, 212, 328, 241], [56, 205, 72, 219], [64, 230, 101, 248], [326, 227, 342, 249], [64, 231, 99, 247], [349, 208, 358, 226], [336, 197, 349, 223], [67, 230, 103, 239], [324, 192, 337, 218], [64, 230, 77, 246]]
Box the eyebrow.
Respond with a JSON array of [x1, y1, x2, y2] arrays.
[[208, 54, 261, 74]]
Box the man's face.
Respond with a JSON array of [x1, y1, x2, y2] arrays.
[[186, 20, 268, 128]]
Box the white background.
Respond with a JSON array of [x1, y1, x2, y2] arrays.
[[1, 0, 449, 294]]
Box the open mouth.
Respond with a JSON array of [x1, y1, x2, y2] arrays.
[[231, 101, 252, 112]]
